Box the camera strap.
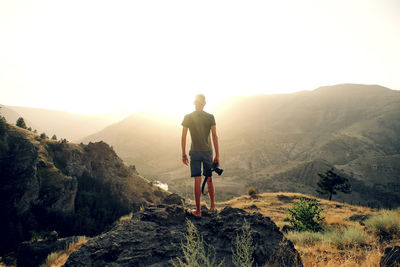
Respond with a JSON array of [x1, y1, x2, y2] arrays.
[[201, 176, 210, 195]]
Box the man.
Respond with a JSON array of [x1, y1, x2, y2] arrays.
[[181, 94, 219, 218]]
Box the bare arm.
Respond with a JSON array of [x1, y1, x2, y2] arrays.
[[211, 125, 219, 164], [181, 127, 189, 166]]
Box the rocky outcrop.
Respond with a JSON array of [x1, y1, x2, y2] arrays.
[[65, 205, 302, 267], [0, 122, 168, 254]]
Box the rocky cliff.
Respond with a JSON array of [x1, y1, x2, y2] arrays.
[[0, 120, 168, 253], [64, 204, 302, 267]]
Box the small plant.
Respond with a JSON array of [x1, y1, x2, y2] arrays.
[[51, 134, 57, 140], [285, 230, 323, 246], [364, 210, 400, 239], [286, 226, 368, 247], [284, 198, 324, 232], [324, 226, 369, 247], [172, 219, 223, 267], [232, 219, 255, 267], [40, 132, 48, 139], [247, 187, 258, 199]]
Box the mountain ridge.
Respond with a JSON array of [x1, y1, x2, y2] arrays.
[[80, 84, 400, 207]]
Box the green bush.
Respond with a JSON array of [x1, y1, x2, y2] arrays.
[[284, 198, 324, 232], [232, 219, 255, 267], [364, 210, 400, 239], [40, 133, 48, 139]]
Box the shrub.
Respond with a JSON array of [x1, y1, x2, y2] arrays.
[[172, 220, 223, 267], [247, 187, 258, 199], [285, 231, 323, 246], [51, 134, 57, 140], [16, 117, 27, 129], [284, 198, 324, 232], [40, 133, 48, 139], [286, 226, 368, 247], [364, 210, 400, 239], [232, 219, 255, 267], [324, 226, 369, 247]]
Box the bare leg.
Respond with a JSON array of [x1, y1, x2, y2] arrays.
[[207, 177, 215, 210], [193, 177, 202, 216]]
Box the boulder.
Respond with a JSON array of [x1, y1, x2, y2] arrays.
[[65, 205, 302, 267]]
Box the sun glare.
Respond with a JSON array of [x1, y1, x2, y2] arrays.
[[0, 1, 399, 115]]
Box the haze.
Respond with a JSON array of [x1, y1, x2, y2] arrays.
[[1, 0, 400, 116]]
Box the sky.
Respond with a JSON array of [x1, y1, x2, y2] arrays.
[[0, 0, 399, 115]]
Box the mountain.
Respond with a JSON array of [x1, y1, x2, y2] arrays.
[[0, 118, 169, 253], [81, 112, 182, 175], [0, 105, 127, 141], [81, 84, 400, 207]]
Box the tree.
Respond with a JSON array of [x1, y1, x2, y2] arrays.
[[51, 134, 57, 140], [316, 168, 351, 201], [16, 117, 27, 129], [40, 133, 48, 139]]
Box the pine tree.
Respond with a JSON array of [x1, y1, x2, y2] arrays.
[[316, 168, 351, 201], [16, 117, 27, 129]]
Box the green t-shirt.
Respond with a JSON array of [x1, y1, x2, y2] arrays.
[[182, 111, 216, 152]]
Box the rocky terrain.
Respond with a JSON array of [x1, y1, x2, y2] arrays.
[[64, 202, 302, 267], [0, 119, 168, 254]]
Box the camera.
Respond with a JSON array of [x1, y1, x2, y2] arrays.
[[211, 162, 224, 176]]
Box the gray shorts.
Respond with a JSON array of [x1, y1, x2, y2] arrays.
[[189, 150, 213, 177]]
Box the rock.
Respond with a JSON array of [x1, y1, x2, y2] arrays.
[[348, 214, 371, 225], [281, 225, 295, 233], [64, 205, 302, 267], [162, 193, 184, 205], [17, 236, 80, 267], [380, 246, 400, 267]]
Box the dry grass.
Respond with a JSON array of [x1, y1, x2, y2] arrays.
[[218, 192, 399, 267], [40, 236, 87, 267]]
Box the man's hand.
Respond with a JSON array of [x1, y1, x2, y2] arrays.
[[213, 155, 219, 165], [182, 154, 189, 166]]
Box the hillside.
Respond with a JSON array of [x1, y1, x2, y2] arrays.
[[0, 105, 126, 141], [81, 84, 400, 207], [221, 192, 400, 266], [0, 118, 168, 254]]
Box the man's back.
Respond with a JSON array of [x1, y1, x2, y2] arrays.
[[182, 110, 215, 152]]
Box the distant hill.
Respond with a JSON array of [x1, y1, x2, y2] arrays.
[[0, 118, 168, 253], [0, 105, 126, 141], [81, 84, 400, 207]]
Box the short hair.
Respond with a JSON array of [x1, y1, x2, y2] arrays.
[[194, 94, 206, 105]]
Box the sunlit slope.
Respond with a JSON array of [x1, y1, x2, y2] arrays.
[[82, 84, 400, 206]]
